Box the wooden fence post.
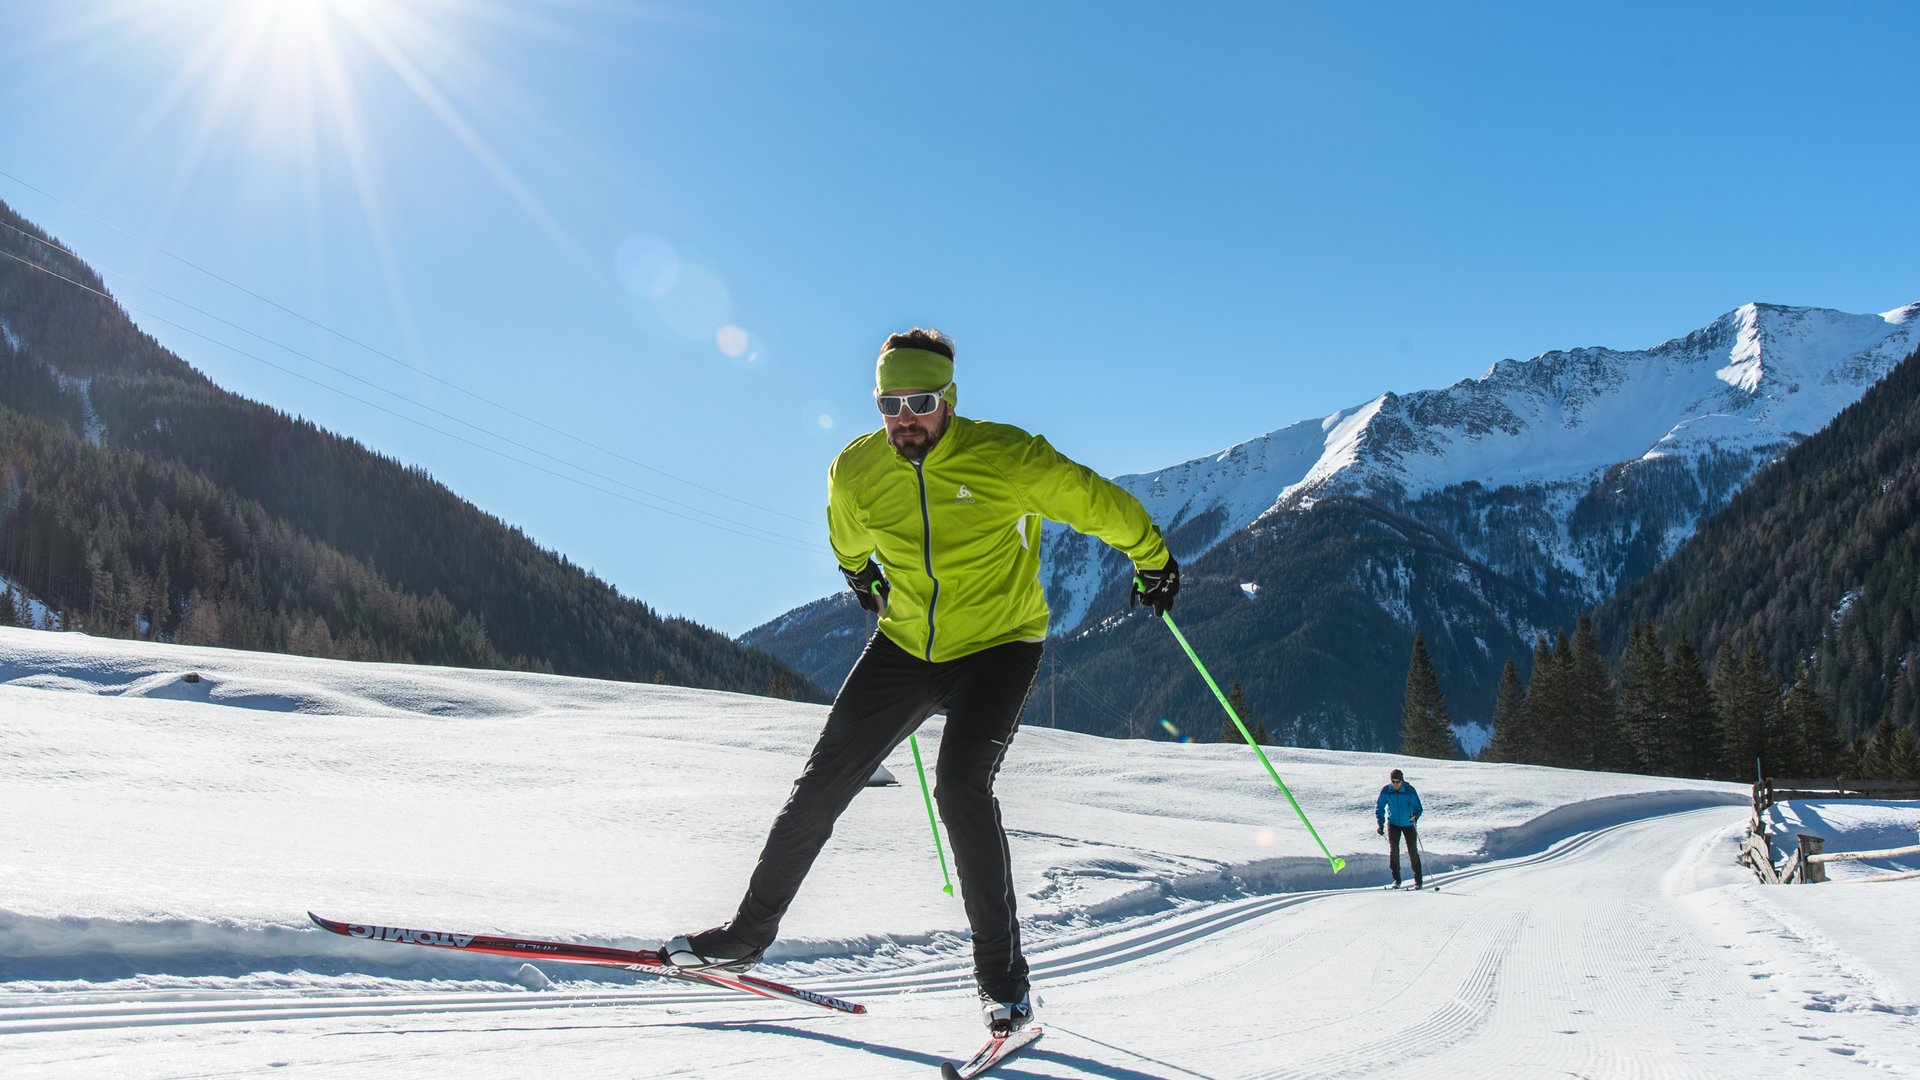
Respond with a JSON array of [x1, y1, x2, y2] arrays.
[[1798, 835, 1827, 884]]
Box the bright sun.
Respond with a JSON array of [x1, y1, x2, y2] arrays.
[[219, 0, 382, 152], [72, 0, 588, 311]]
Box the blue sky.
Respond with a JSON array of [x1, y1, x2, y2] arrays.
[[3, 1, 1917, 636]]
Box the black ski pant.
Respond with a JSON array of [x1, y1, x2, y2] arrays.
[[730, 632, 1043, 1001], [1387, 823, 1422, 886]]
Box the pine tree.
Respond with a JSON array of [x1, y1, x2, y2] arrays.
[[1779, 664, 1845, 777], [1482, 657, 1530, 763], [1890, 725, 1920, 781], [1665, 633, 1720, 780], [0, 585, 19, 628], [1757, 651, 1797, 774], [1857, 712, 1899, 779], [1400, 633, 1462, 759], [1523, 633, 1557, 766], [1615, 622, 1669, 775], [1745, 645, 1785, 778], [1714, 642, 1780, 780], [1529, 631, 1576, 768], [1569, 615, 1621, 771], [1222, 680, 1252, 743]]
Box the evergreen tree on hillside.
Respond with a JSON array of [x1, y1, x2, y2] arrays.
[[1891, 725, 1920, 781], [1714, 643, 1781, 780], [0, 585, 19, 627], [1524, 633, 1565, 766], [1569, 615, 1621, 771], [1222, 681, 1250, 743], [1482, 657, 1530, 763], [1665, 633, 1721, 779], [1779, 663, 1846, 777], [1853, 712, 1919, 780], [1219, 680, 1273, 744], [1400, 633, 1462, 759], [1616, 621, 1670, 775], [1856, 712, 1900, 779]]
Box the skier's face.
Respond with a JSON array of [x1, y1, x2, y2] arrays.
[[883, 390, 951, 461]]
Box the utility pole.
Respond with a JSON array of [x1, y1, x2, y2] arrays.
[[1049, 652, 1055, 728]]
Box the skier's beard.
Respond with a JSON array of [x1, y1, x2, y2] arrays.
[[887, 411, 949, 462]]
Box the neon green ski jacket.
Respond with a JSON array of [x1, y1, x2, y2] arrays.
[[828, 415, 1171, 663]]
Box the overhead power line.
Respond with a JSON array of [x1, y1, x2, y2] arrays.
[[0, 169, 819, 529], [0, 245, 826, 556], [0, 220, 820, 551]]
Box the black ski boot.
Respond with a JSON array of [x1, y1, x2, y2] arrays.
[[979, 987, 1034, 1034], [662, 925, 766, 973]]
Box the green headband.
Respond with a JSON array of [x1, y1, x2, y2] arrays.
[[875, 347, 957, 407]]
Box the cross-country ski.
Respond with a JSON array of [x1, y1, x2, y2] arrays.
[[308, 913, 867, 1014], [941, 1025, 1044, 1079]]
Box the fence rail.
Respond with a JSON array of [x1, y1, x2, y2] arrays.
[[1808, 842, 1920, 864], [1740, 776, 1920, 885]]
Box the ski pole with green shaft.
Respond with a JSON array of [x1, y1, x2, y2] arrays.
[[868, 589, 957, 897], [1142, 581, 1347, 874]]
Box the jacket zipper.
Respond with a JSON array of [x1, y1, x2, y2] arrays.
[[913, 460, 938, 660]]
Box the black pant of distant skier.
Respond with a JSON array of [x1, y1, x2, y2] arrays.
[[1386, 824, 1423, 889], [691, 633, 1043, 1005]]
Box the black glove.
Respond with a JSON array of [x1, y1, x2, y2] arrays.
[[1377, 823, 1385, 836], [842, 560, 889, 615], [1131, 556, 1179, 617]]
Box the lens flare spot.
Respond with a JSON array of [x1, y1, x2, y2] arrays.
[[655, 261, 731, 340], [717, 325, 749, 357], [615, 234, 680, 299], [1255, 827, 1277, 848], [817, 413, 834, 430]]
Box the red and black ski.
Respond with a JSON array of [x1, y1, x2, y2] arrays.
[[941, 1024, 1044, 1078], [309, 912, 866, 1014]]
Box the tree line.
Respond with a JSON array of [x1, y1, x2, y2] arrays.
[[1398, 617, 1919, 782]]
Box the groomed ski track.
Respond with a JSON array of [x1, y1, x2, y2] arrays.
[[5, 804, 1914, 1077]]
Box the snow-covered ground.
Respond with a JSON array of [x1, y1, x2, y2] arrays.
[[2, 626, 1916, 1077]]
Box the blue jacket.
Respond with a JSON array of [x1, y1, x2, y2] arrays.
[[1376, 782, 1422, 827]]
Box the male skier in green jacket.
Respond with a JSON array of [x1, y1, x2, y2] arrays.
[[665, 327, 1179, 1033]]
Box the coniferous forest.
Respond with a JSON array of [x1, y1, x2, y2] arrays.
[[1409, 341, 1920, 782], [1599, 335, 1920, 739], [0, 199, 824, 702]]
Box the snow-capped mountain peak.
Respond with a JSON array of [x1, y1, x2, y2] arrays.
[[1037, 301, 1919, 634]]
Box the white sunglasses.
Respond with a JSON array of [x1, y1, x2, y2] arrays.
[[876, 382, 952, 417]]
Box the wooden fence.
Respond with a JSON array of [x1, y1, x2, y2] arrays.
[[1739, 777, 1920, 885]]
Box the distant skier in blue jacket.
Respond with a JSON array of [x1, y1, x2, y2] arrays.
[[1375, 768, 1424, 889]]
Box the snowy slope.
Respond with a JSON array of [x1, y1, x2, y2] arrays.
[[4, 627, 1917, 1077]]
